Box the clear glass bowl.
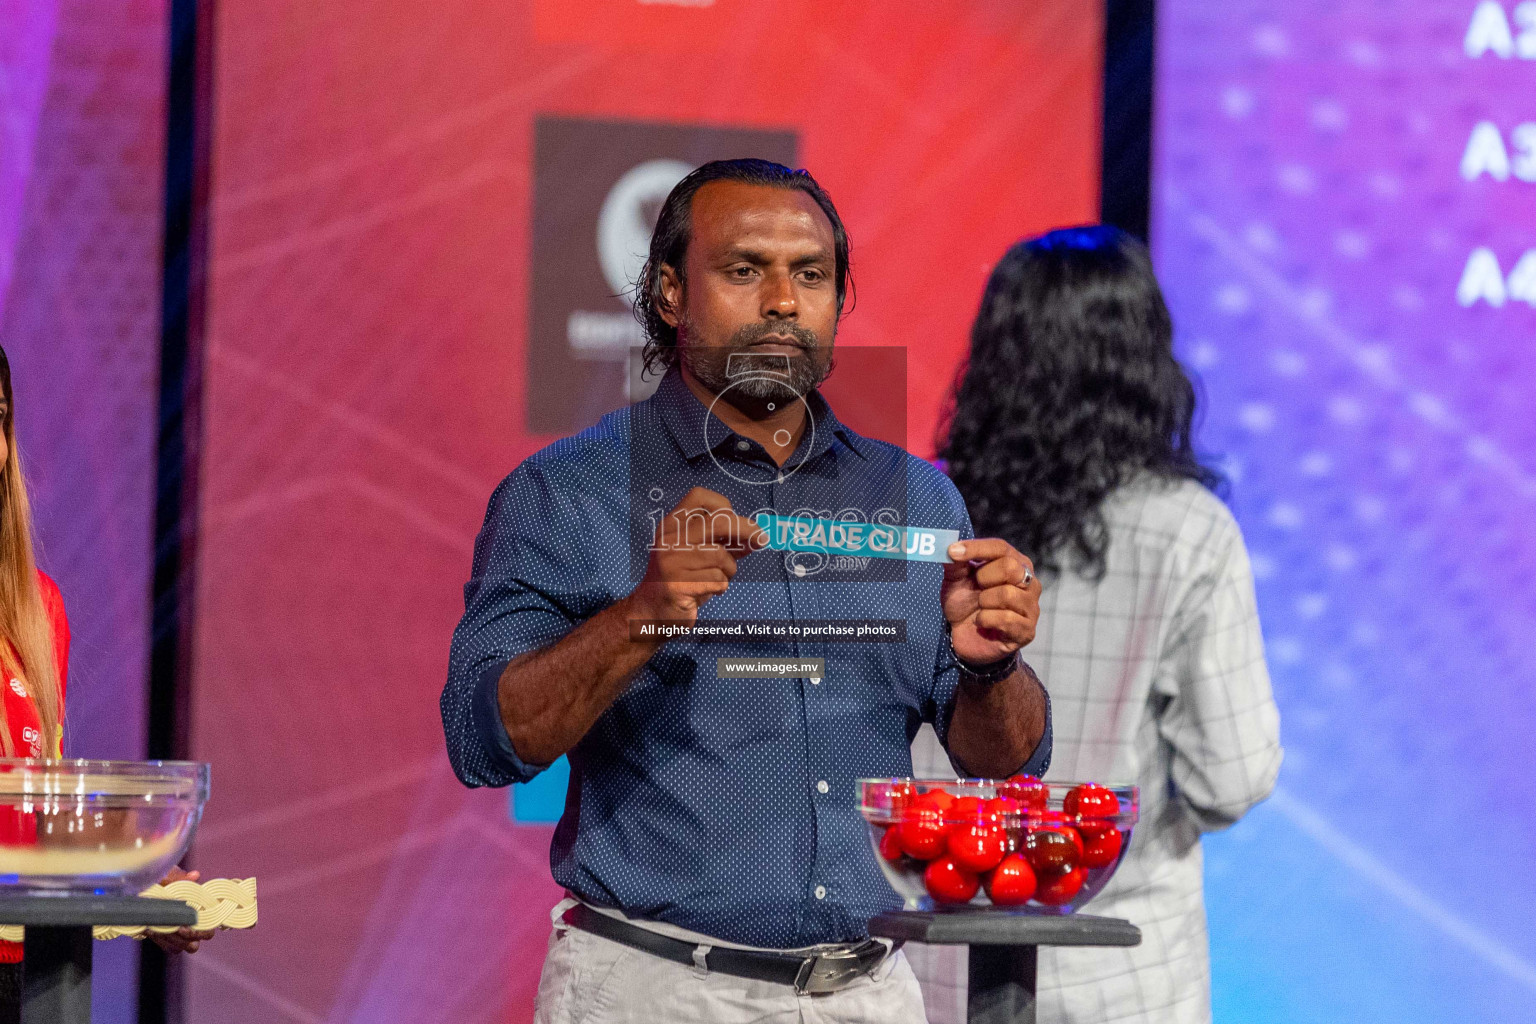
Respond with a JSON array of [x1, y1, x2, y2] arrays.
[[860, 778, 1138, 914], [0, 759, 210, 895]]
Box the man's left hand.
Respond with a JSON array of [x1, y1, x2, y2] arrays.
[[941, 539, 1040, 665]]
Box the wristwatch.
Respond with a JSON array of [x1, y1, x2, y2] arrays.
[[947, 630, 1021, 686]]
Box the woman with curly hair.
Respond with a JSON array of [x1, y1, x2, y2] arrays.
[[907, 226, 1283, 1024]]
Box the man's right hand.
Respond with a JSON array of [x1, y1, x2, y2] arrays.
[[494, 488, 766, 767], [628, 487, 766, 624]]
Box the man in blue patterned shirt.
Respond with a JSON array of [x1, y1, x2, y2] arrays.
[[443, 160, 1051, 1023]]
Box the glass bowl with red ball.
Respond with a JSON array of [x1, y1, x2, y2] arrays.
[[859, 777, 1138, 913]]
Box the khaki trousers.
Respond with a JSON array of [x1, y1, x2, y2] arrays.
[[532, 907, 929, 1024]]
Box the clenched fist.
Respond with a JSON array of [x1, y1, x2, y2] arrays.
[[628, 488, 767, 624]]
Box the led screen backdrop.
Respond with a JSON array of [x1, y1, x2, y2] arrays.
[[1155, 2, 1536, 1021], [187, 3, 1103, 1021], [0, 1, 167, 1019]]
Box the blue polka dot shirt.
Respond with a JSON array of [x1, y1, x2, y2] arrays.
[[442, 367, 1052, 948]]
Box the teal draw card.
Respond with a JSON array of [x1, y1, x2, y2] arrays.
[[754, 514, 960, 563]]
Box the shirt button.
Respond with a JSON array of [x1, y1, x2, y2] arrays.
[[817, 780, 829, 794], [810, 676, 821, 685], [736, 440, 750, 451], [793, 564, 807, 577], [814, 885, 827, 900]]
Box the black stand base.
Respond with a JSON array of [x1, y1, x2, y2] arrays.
[[968, 943, 1037, 1024], [20, 927, 91, 1024], [869, 910, 1141, 1024], [0, 894, 196, 1024]]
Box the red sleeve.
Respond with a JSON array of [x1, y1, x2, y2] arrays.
[[36, 571, 68, 702]]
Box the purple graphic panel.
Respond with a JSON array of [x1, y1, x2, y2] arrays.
[[1156, 2, 1536, 1021], [0, 0, 169, 1019]]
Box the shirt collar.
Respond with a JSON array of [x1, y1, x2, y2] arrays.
[[649, 365, 867, 463]]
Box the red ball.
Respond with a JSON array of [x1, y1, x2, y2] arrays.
[[1002, 826, 1027, 856], [1076, 817, 1114, 840], [949, 796, 985, 824], [1029, 813, 1084, 857], [1063, 825, 1085, 860], [999, 775, 1049, 812], [947, 823, 1007, 873], [984, 855, 1037, 906], [924, 857, 980, 904], [1024, 828, 1079, 874], [897, 802, 948, 860], [1079, 824, 1124, 868], [1064, 783, 1120, 818], [982, 796, 1018, 821], [1034, 866, 1086, 905], [878, 826, 905, 863]]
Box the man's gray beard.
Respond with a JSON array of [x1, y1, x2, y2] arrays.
[[679, 328, 832, 404], [688, 355, 824, 401]]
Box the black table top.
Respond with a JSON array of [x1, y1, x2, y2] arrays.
[[0, 894, 195, 928], [869, 910, 1141, 948]]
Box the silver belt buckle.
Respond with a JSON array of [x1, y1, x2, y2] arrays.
[[793, 940, 886, 994]]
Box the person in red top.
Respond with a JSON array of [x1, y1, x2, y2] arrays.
[[0, 347, 213, 1019], [0, 573, 67, 762]]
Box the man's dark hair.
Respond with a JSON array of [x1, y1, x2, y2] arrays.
[[939, 225, 1224, 581], [633, 158, 853, 375]]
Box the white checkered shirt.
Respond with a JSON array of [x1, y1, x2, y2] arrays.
[[908, 476, 1283, 1024]]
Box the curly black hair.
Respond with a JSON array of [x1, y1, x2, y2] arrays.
[[632, 158, 853, 376], [939, 225, 1223, 580]]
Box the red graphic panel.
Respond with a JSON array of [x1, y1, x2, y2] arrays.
[[189, 3, 1101, 1020]]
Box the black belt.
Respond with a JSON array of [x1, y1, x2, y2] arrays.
[[561, 903, 891, 995]]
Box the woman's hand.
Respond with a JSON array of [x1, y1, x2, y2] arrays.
[[148, 866, 216, 954]]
